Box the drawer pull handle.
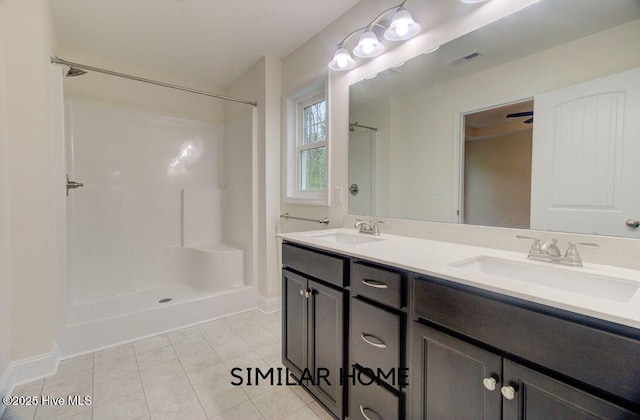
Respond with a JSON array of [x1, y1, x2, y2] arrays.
[[362, 279, 388, 289], [483, 377, 497, 391], [501, 385, 516, 400], [361, 333, 387, 349], [359, 404, 381, 420]]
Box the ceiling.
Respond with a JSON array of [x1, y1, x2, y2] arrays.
[[465, 101, 533, 129], [464, 101, 534, 141], [49, 0, 360, 87]]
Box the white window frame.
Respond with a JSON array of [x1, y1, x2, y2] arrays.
[[283, 82, 329, 205]]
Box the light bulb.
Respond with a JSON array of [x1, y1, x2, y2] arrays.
[[353, 31, 384, 58], [395, 22, 409, 37], [362, 41, 374, 55]]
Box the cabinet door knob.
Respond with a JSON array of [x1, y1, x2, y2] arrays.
[[360, 333, 387, 349], [359, 404, 381, 420], [501, 385, 516, 400], [299, 289, 304, 296], [482, 377, 497, 391]]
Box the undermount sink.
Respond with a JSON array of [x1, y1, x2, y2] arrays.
[[449, 256, 639, 303], [311, 232, 384, 245]]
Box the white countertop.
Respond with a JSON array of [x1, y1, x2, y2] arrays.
[[278, 228, 640, 330]]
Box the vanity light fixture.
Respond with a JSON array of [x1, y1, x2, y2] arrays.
[[328, 0, 420, 71]]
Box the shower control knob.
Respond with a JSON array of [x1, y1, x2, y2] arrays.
[[66, 174, 85, 196], [625, 219, 640, 228]]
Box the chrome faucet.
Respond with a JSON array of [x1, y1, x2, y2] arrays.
[[540, 238, 561, 257], [354, 219, 383, 235], [517, 235, 598, 267]]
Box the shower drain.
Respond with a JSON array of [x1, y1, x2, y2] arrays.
[[158, 298, 172, 303]]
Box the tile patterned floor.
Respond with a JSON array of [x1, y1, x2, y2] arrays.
[[1, 310, 334, 420]]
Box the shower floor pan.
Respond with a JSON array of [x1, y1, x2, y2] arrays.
[[58, 284, 256, 356]]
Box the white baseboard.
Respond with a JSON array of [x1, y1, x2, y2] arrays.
[[257, 294, 281, 314], [0, 364, 13, 409], [9, 349, 59, 388], [0, 345, 59, 417]]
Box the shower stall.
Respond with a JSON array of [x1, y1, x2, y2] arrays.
[[54, 61, 257, 355]]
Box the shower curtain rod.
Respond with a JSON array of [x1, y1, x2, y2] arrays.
[[50, 56, 258, 107], [350, 122, 378, 131]]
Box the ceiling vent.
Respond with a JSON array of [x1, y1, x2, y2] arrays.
[[449, 52, 482, 67]]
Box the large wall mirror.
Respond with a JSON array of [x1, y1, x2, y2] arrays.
[[348, 0, 640, 238]]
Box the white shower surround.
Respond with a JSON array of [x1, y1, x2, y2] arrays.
[[59, 99, 255, 355]]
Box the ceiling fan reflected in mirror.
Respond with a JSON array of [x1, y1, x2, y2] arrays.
[[506, 111, 534, 124]]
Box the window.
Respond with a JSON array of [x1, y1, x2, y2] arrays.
[[298, 94, 326, 191], [284, 84, 329, 205]]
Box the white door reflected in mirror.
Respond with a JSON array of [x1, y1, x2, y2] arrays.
[[348, 127, 376, 217], [530, 67, 640, 238]]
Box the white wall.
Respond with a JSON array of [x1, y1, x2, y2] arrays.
[[0, 0, 58, 362], [226, 56, 282, 306], [0, 0, 13, 381], [223, 109, 255, 287]]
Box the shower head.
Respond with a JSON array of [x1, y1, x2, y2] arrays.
[[66, 67, 87, 77]]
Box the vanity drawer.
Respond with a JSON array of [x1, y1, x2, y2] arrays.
[[351, 298, 402, 387], [350, 374, 402, 420], [282, 243, 347, 287], [351, 261, 403, 308]]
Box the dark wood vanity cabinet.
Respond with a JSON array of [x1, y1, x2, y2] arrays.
[[282, 243, 348, 419], [413, 276, 640, 419], [281, 241, 640, 419]]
